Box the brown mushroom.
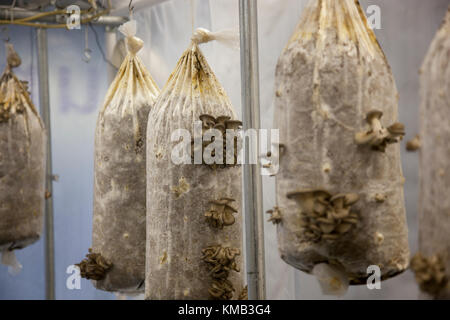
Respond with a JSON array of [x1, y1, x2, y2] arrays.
[[266, 207, 282, 224], [225, 120, 243, 130], [355, 109, 405, 152], [406, 135, 421, 151], [199, 114, 216, 128]]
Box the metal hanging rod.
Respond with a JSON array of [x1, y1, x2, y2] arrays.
[[239, 0, 266, 300], [36, 28, 54, 301]]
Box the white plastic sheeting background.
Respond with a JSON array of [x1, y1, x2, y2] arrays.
[[0, 0, 448, 299]]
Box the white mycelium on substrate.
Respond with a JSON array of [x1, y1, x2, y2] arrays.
[[273, 0, 409, 292], [145, 29, 244, 300], [414, 7, 450, 299], [80, 20, 159, 293], [0, 43, 46, 274]]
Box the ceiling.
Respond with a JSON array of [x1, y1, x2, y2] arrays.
[[0, 0, 167, 13]]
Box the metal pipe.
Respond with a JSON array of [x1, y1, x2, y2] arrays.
[[0, 9, 126, 26], [94, 16, 127, 26], [37, 28, 55, 301], [104, 26, 118, 84], [239, 0, 266, 300]]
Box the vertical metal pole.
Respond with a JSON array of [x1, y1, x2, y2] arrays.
[[239, 0, 266, 300], [37, 28, 55, 301]]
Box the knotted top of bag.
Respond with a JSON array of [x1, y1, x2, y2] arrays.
[[287, 0, 385, 60], [190, 28, 240, 50], [118, 20, 144, 56], [149, 28, 238, 136], [100, 20, 159, 118], [6, 43, 21, 70], [0, 42, 41, 125]]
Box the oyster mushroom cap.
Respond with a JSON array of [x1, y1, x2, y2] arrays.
[[223, 204, 238, 213], [225, 120, 243, 129], [286, 189, 331, 199], [199, 114, 216, 123], [322, 233, 339, 241], [215, 116, 231, 124], [316, 217, 335, 234], [287, 189, 331, 214], [336, 223, 353, 234], [220, 197, 236, 202], [316, 217, 333, 224], [331, 193, 359, 207], [199, 115, 216, 128], [344, 193, 360, 206], [319, 223, 335, 234], [222, 212, 236, 225], [313, 201, 327, 215], [314, 189, 332, 201], [210, 199, 227, 205], [387, 122, 405, 136], [406, 135, 421, 151], [214, 123, 226, 130], [342, 217, 358, 225], [330, 194, 346, 208], [365, 109, 383, 123], [331, 207, 350, 219]]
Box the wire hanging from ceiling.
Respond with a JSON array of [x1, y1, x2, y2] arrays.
[[88, 22, 116, 69]]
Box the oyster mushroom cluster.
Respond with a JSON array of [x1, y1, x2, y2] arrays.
[[355, 110, 405, 152], [209, 279, 234, 300], [6, 43, 21, 68], [260, 143, 286, 177], [238, 285, 248, 300], [287, 189, 359, 242], [410, 253, 448, 297], [191, 114, 242, 168], [204, 197, 238, 229], [76, 248, 113, 281], [266, 206, 282, 224], [202, 245, 240, 300]]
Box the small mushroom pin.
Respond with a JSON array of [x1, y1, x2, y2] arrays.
[[266, 206, 282, 224]]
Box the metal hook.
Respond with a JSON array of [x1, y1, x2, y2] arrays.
[[128, 0, 134, 19], [83, 26, 92, 63]]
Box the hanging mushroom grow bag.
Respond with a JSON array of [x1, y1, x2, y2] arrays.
[[77, 21, 160, 293], [0, 43, 46, 263], [272, 0, 409, 287], [412, 7, 450, 299], [146, 29, 244, 300]]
